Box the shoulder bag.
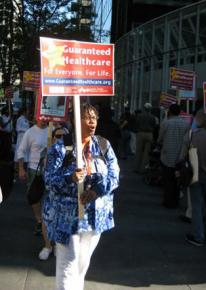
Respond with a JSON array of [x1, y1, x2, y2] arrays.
[[27, 158, 45, 205], [176, 130, 198, 188]]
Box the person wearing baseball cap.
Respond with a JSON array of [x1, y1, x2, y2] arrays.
[[144, 103, 152, 110]]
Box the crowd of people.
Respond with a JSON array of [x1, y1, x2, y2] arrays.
[[117, 102, 206, 247], [0, 100, 206, 289], [96, 101, 206, 248]]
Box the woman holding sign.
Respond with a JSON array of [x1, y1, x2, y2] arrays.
[[43, 103, 120, 290]]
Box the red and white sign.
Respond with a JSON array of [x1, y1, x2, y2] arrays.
[[36, 89, 69, 122], [4, 86, 13, 98], [160, 92, 177, 108], [23, 71, 40, 91], [40, 37, 114, 96], [170, 68, 195, 91]]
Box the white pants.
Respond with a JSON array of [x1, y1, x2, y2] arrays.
[[56, 231, 101, 290]]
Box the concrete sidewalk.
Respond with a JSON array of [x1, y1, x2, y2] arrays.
[[0, 157, 206, 290]]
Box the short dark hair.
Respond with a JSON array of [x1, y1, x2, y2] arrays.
[[80, 103, 99, 119], [169, 104, 180, 116], [70, 103, 99, 128], [52, 126, 69, 138]]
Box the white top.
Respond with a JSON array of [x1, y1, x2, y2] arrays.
[[14, 116, 30, 162], [17, 125, 48, 170], [16, 115, 30, 133]]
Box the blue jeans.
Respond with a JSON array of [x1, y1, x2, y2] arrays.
[[190, 172, 206, 242]]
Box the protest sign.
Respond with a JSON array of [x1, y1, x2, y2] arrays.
[[40, 37, 114, 96], [5, 86, 13, 98], [160, 92, 177, 108], [170, 68, 195, 91], [23, 71, 40, 91], [36, 89, 69, 122], [40, 37, 115, 219]]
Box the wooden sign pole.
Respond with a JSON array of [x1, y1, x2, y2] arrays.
[[8, 98, 11, 116], [73, 95, 84, 219], [33, 91, 38, 123], [47, 121, 53, 148]]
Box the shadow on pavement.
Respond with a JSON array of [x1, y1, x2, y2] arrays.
[[0, 158, 206, 289]]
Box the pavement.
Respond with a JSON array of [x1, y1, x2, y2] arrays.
[[0, 156, 206, 290]]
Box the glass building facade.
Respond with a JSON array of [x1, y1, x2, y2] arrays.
[[113, 0, 206, 117]]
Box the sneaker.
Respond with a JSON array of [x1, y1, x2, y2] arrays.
[[38, 247, 53, 260], [34, 222, 42, 236], [186, 234, 204, 247]]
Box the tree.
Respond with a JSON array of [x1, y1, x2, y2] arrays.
[[0, 0, 74, 87], [0, 0, 96, 88], [0, 0, 22, 88], [21, 0, 73, 71]]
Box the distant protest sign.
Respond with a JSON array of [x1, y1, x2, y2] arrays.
[[36, 90, 69, 122], [5, 86, 13, 98], [160, 92, 177, 108], [170, 68, 195, 91], [40, 37, 114, 96], [179, 89, 196, 99], [23, 71, 40, 91]]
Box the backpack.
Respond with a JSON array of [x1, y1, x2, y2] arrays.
[[175, 130, 196, 188], [96, 135, 109, 162]]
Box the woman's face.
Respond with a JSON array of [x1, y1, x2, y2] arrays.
[[81, 109, 98, 138], [53, 128, 66, 143]]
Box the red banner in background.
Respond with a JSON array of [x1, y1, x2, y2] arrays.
[[4, 86, 13, 98], [40, 37, 114, 96]]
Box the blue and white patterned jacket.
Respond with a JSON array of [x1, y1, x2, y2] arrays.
[[42, 135, 120, 245]]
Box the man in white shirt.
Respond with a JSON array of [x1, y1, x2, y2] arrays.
[[18, 120, 48, 175], [17, 119, 52, 260]]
